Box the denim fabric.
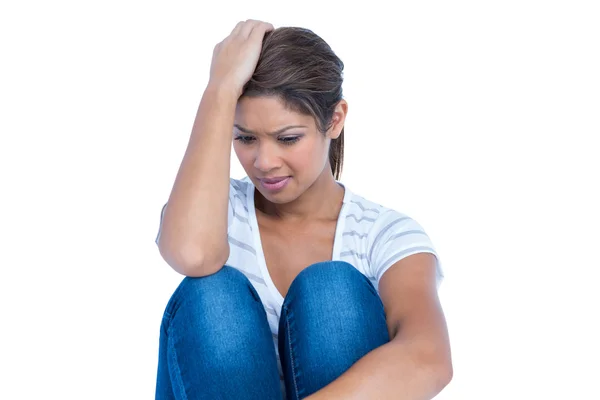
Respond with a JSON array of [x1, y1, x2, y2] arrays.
[[155, 261, 390, 400]]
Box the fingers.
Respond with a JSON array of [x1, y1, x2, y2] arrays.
[[248, 21, 274, 41], [231, 19, 274, 40], [230, 21, 244, 36]]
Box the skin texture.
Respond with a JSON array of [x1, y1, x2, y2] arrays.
[[232, 95, 453, 399]]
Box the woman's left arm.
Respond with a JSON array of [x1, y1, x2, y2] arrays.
[[305, 253, 453, 400]]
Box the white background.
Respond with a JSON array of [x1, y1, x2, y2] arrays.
[[1, 0, 599, 399]]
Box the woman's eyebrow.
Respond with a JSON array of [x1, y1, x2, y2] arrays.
[[233, 124, 307, 136]]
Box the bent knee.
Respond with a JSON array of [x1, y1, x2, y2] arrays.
[[167, 265, 261, 316], [288, 261, 371, 298]]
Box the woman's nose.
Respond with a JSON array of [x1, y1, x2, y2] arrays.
[[253, 143, 281, 172]]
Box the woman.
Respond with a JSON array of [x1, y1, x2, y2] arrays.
[[155, 19, 452, 400]]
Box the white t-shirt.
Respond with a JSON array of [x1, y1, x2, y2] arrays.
[[157, 176, 444, 397]]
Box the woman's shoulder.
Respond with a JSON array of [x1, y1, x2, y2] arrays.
[[343, 189, 424, 237], [347, 189, 442, 284], [344, 189, 408, 221]]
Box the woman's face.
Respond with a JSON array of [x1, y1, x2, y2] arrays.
[[233, 95, 342, 204]]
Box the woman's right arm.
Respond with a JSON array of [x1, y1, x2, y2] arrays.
[[156, 84, 238, 277], [156, 20, 274, 277]]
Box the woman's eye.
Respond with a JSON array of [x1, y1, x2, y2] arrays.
[[279, 136, 300, 145], [234, 136, 254, 144]]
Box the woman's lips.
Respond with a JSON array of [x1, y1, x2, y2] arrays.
[[261, 177, 288, 183], [259, 176, 291, 191]]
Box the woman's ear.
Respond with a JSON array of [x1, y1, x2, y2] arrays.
[[328, 100, 348, 140]]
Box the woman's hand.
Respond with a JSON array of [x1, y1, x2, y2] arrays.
[[208, 19, 275, 97]]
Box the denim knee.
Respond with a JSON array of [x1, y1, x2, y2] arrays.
[[284, 260, 379, 307], [158, 266, 281, 398], [164, 265, 260, 318], [162, 265, 272, 363], [278, 261, 389, 399], [161, 265, 267, 343]]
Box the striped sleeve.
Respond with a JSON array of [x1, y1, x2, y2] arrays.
[[155, 202, 168, 245], [368, 210, 444, 288], [227, 178, 236, 228], [154, 178, 241, 245], [228, 178, 249, 228]]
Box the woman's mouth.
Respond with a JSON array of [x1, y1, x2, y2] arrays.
[[258, 176, 291, 191]]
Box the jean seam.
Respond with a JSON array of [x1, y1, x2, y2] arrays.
[[167, 324, 189, 400], [284, 304, 304, 400], [164, 277, 191, 320]]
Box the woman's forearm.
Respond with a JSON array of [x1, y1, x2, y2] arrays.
[[305, 338, 452, 400]]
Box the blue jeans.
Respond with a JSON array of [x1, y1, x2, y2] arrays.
[[155, 261, 390, 400]]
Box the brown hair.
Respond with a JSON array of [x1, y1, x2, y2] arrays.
[[241, 27, 345, 180]]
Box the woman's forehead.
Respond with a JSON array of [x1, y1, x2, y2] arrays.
[[235, 96, 314, 128]]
